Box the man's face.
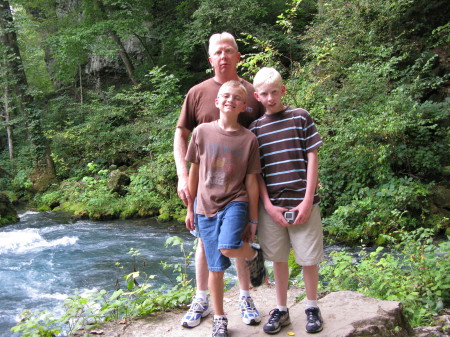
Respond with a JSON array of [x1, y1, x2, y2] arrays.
[[208, 40, 241, 75], [215, 86, 247, 116], [254, 82, 286, 114]]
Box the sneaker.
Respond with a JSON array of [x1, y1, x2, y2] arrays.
[[181, 296, 212, 328], [263, 308, 291, 334], [246, 244, 267, 287], [212, 316, 228, 337], [305, 307, 323, 333], [239, 296, 261, 325]]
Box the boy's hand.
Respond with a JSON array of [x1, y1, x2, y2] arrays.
[[242, 222, 257, 242], [185, 209, 195, 231], [266, 204, 290, 227], [293, 200, 313, 225]]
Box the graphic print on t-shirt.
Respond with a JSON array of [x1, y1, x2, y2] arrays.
[[205, 142, 244, 192]]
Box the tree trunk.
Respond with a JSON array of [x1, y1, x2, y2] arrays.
[[109, 31, 139, 86], [0, 0, 56, 180], [95, 0, 139, 86], [2, 81, 14, 160]]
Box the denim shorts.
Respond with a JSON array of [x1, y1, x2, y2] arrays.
[[196, 201, 248, 272]]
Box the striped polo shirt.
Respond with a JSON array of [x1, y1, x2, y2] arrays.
[[249, 107, 323, 208]]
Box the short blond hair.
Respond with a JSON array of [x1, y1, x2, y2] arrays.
[[253, 67, 283, 90], [219, 80, 247, 102], [208, 32, 238, 56]]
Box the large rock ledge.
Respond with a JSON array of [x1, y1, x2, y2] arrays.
[[71, 285, 448, 337]]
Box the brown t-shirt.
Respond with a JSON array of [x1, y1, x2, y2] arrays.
[[177, 78, 263, 131], [186, 121, 261, 217]]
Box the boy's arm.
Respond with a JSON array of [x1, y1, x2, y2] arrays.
[[243, 173, 259, 242], [185, 162, 199, 231], [294, 149, 319, 225], [257, 174, 289, 227]]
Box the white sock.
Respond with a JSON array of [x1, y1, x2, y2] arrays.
[[277, 305, 288, 312], [214, 315, 227, 320], [306, 299, 318, 308], [196, 290, 207, 300], [240, 290, 250, 298]]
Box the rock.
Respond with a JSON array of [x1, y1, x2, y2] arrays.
[[414, 309, 450, 337], [108, 171, 131, 196], [78, 285, 416, 337], [0, 192, 19, 226]]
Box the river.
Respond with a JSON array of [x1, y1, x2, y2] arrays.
[[0, 211, 217, 337]]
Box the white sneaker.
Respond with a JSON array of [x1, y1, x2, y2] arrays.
[[181, 296, 212, 328], [239, 296, 261, 325]]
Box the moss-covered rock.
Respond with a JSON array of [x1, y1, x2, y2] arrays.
[[0, 192, 19, 226]]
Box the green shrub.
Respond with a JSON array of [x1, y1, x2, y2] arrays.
[[11, 237, 195, 336], [318, 228, 450, 327]]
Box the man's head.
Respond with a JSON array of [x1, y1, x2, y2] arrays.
[[216, 80, 247, 115], [253, 67, 286, 114], [208, 32, 241, 81]]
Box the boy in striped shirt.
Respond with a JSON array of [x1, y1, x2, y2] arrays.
[[249, 67, 324, 334]]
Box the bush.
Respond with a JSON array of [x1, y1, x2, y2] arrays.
[[318, 228, 450, 327]]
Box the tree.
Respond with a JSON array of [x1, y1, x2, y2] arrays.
[[0, 0, 56, 180]]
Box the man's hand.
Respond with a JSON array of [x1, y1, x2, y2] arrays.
[[177, 174, 192, 206]]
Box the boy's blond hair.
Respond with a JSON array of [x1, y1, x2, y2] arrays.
[[208, 32, 238, 56], [253, 67, 283, 90], [219, 80, 247, 101]]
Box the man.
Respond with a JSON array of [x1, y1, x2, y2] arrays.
[[174, 32, 264, 329]]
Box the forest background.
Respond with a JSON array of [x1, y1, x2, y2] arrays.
[[1, 0, 449, 333], [1, 0, 449, 243]]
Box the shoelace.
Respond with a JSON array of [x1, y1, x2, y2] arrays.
[[241, 297, 257, 312], [189, 300, 205, 313], [212, 318, 227, 336], [306, 310, 318, 323], [268, 309, 282, 323]]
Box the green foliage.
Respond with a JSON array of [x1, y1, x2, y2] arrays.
[[288, 249, 302, 279], [322, 177, 432, 244], [282, 0, 450, 243], [318, 229, 450, 327], [11, 237, 195, 336]]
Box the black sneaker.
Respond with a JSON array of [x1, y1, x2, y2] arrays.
[[263, 308, 291, 334], [246, 244, 267, 287], [305, 307, 323, 333], [212, 316, 228, 337]]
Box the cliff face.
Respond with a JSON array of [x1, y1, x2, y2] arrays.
[[0, 192, 19, 226]]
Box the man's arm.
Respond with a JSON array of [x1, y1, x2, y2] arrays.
[[257, 174, 289, 227], [174, 126, 192, 206], [294, 149, 319, 225], [185, 162, 199, 231]]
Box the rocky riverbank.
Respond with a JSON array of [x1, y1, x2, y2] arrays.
[[71, 284, 449, 337]]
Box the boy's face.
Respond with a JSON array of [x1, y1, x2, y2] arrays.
[[254, 82, 286, 114], [208, 40, 241, 76], [215, 86, 247, 116]]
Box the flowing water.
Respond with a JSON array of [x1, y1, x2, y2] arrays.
[[0, 211, 207, 336], [0, 211, 351, 337]]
